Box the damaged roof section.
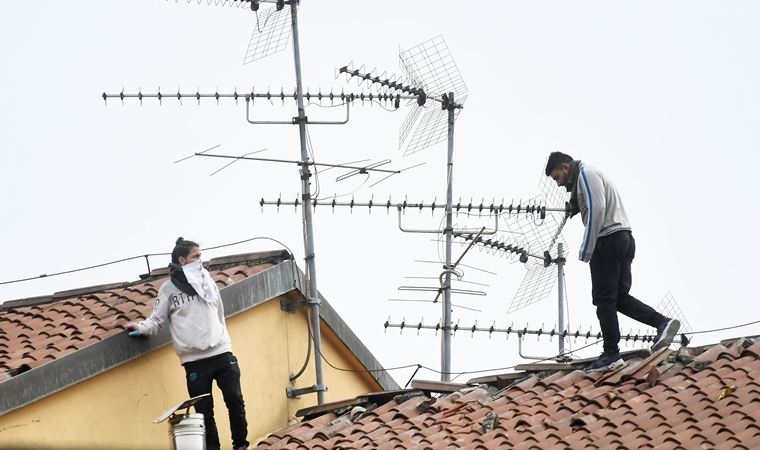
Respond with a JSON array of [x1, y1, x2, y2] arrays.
[[254, 336, 760, 450]]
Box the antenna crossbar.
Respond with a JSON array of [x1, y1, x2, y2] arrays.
[[383, 320, 657, 344], [195, 153, 400, 174], [259, 197, 569, 217], [453, 232, 536, 262], [338, 66, 428, 104], [101, 89, 419, 105], [397, 286, 487, 296]]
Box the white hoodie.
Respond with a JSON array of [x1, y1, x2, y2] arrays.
[[136, 277, 232, 364]]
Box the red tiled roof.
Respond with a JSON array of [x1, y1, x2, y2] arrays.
[[254, 337, 760, 449], [0, 261, 274, 381]]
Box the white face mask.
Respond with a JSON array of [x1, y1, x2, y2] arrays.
[[183, 259, 203, 273], [181, 258, 218, 303]]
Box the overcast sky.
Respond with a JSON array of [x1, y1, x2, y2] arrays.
[[2, 1, 759, 385]]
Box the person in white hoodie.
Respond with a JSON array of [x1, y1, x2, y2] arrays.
[[127, 238, 248, 450], [545, 152, 680, 373]]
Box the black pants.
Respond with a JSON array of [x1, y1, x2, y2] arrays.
[[590, 230, 665, 354], [183, 352, 248, 450]]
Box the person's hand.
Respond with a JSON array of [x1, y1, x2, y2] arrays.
[[126, 322, 142, 337]]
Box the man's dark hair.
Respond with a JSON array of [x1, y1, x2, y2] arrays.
[[171, 237, 199, 264], [544, 152, 574, 176]]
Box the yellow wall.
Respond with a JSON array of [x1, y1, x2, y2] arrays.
[[0, 296, 381, 449]]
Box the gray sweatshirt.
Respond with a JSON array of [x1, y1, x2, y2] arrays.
[[136, 279, 232, 364], [574, 162, 631, 262]]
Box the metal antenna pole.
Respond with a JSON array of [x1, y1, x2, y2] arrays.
[[557, 242, 566, 357], [442, 92, 455, 382], [290, 0, 325, 405]]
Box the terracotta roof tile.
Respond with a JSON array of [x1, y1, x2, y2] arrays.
[[254, 336, 760, 449], [1, 259, 280, 382]]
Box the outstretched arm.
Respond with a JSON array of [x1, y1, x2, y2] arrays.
[[127, 288, 170, 337]]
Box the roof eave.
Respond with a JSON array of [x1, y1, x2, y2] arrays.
[[0, 259, 399, 416]]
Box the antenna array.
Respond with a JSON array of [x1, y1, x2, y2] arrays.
[[243, 1, 291, 63], [339, 36, 467, 156], [259, 196, 569, 217], [174, 0, 250, 8], [656, 292, 693, 336], [102, 0, 381, 405], [383, 319, 662, 345], [115, 0, 637, 380]]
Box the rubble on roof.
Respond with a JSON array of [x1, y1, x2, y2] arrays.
[[254, 336, 760, 449]]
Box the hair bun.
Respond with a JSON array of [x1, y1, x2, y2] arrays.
[[176, 237, 184, 245]]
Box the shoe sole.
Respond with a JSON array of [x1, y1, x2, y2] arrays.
[[651, 319, 681, 352], [585, 359, 627, 373]]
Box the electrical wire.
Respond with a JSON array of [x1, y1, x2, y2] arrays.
[[304, 124, 320, 199], [304, 101, 349, 109], [303, 309, 424, 374], [303, 96, 399, 112], [0, 235, 298, 287], [315, 174, 371, 202], [304, 123, 376, 202], [682, 319, 760, 336], [368, 99, 401, 113], [290, 317, 312, 383], [253, 4, 278, 34], [0, 253, 168, 286]]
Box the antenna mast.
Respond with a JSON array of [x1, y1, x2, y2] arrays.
[[288, 0, 326, 404], [441, 91, 458, 381]]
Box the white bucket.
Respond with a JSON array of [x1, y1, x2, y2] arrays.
[[169, 413, 206, 450]]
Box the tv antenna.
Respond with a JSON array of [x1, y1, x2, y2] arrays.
[[253, 35, 472, 380], [453, 170, 574, 358], [376, 166, 580, 361], [656, 291, 693, 337], [340, 36, 470, 381], [101, 0, 426, 404]]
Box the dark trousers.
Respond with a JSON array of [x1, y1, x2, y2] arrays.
[[183, 352, 248, 450], [589, 230, 665, 354]]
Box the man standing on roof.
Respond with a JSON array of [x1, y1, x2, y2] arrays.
[[544, 152, 681, 372], [127, 238, 249, 450]]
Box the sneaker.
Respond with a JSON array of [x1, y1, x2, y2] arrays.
[[584, 352, 626, 373], [651, 319, 681, 352]]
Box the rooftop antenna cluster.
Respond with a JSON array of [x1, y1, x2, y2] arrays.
[[338, 35, 468, 157], [262, 40, 585, 377], [337, 35, 468, 381], [102, 0, 425, 404], [256, 35, 474, 381], [382, 169, 576, 361], [102, 1, 693, 382]]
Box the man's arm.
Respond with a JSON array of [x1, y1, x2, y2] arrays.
[[127, 288, 170, 337], [578, 167, 606, 262]]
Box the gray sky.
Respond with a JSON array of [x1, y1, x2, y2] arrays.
[[2, 1, 759, 384]]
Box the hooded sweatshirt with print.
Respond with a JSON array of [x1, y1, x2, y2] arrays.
[[135, 267, 231, 364], [568, 161, 631, 262]]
